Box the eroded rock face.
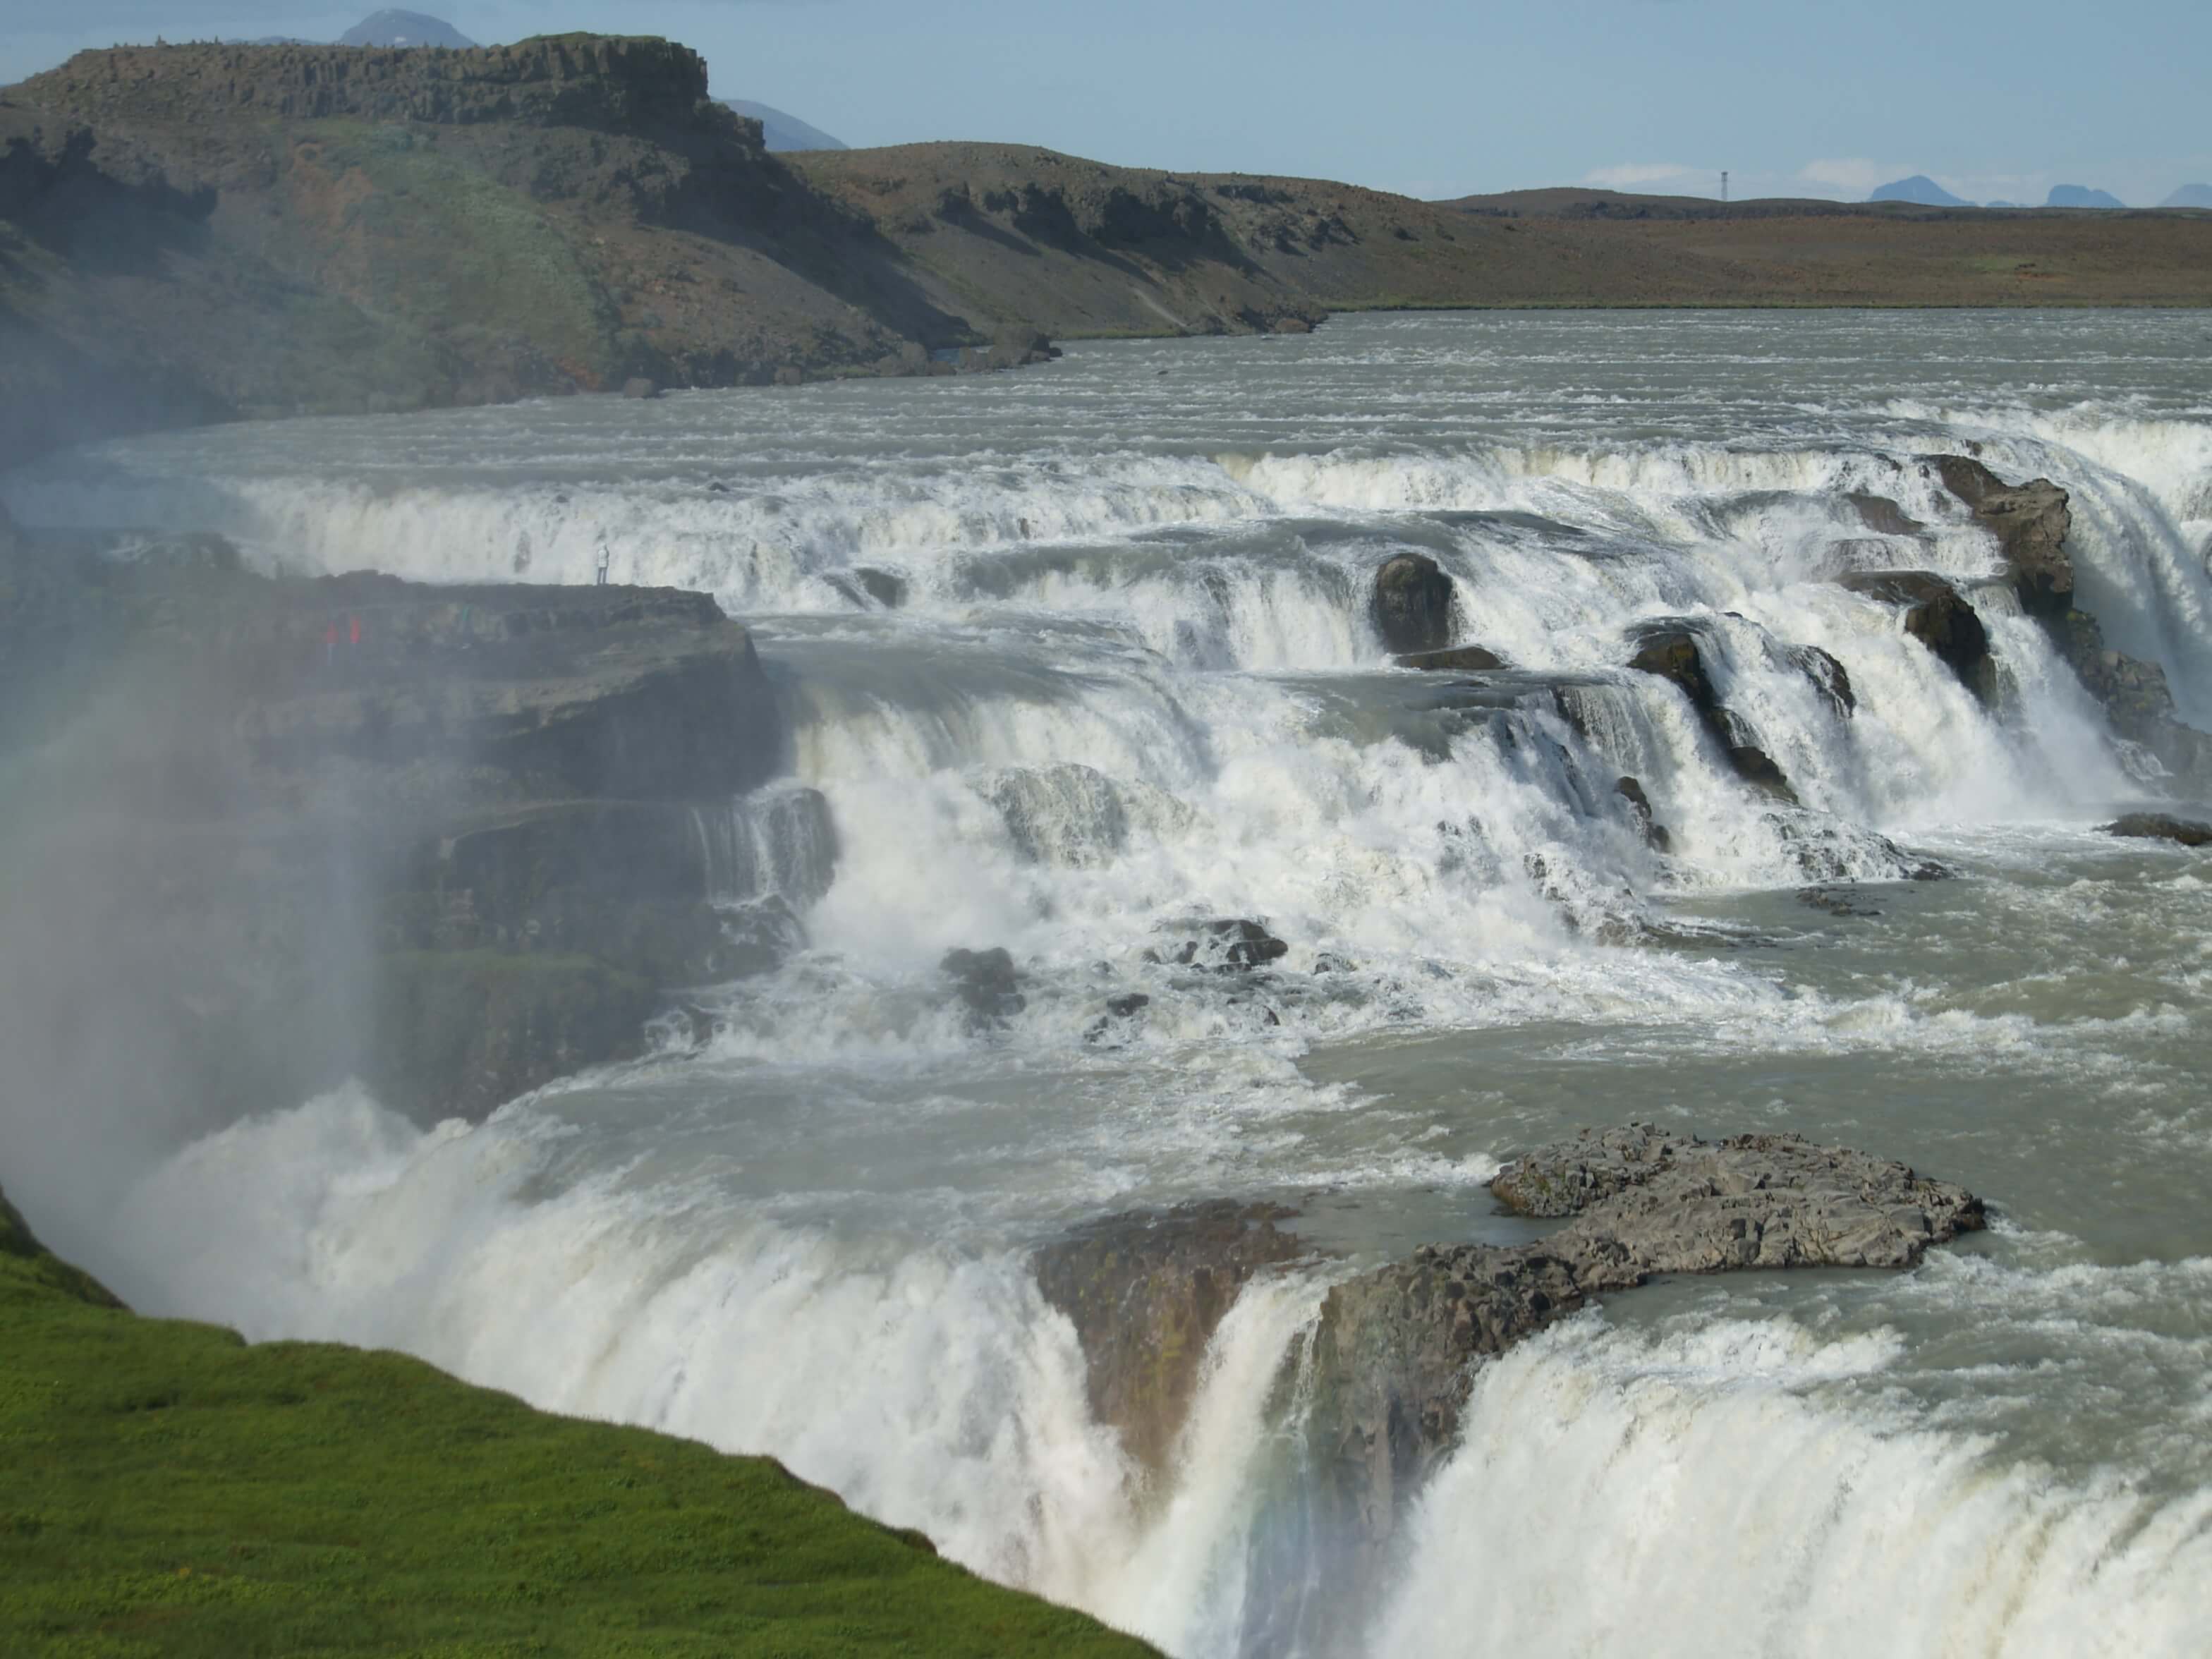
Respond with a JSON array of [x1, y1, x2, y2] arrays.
[[2103, 813, 2212, 847], [2050, 606, 2179, 733], [1033, 1201, 1308, 1477], [231, 573, 782, 806], [1371, 554, 1454, 656], [1933, 454, 2074, 620], [1837, 570, 1995, 701], [1627, 624, 1718, 710]]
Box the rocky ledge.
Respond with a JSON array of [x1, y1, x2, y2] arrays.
[[1300, 1126, 1981, 1591], [1036, 1124, 1982, 1647], [2103, 812, 2212, 848], [1, 518, 810, 1127]]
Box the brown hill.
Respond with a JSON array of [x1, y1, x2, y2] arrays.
[[793, 145, 2212, 334]]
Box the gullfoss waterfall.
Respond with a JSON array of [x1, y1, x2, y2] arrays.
[[6, 310, 2211, 1656]]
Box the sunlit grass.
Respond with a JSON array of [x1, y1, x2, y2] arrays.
[[0, 1191, 1157, 1658]]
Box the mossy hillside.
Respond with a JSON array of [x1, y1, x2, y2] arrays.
[[282, 123, 616, 380], [0, 1189, 1161, 1658]]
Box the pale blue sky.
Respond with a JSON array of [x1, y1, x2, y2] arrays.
[[6, 1, 2208, 205]]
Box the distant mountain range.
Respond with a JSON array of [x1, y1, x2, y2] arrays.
[[719, 100, 847, 152], [2163, 183, 2212, 209], [1869, 175, 2157, 209]]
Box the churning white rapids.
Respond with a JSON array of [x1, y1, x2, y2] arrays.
[[11, 310, 2212, 1657]]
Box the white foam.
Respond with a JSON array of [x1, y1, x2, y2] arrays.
[[1371, 1315, 2212, 1659]]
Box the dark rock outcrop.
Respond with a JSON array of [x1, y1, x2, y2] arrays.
[[853, 567, 909, 609], [1614, 775, 1671, 852], [1847, 493, 1924, 537], [1392, 644, 1505, 672], [2103, 813, 2212, 847], [1033, 1201, 1307, 1476], [1933, 455, 2073, 620], [1370, 555, 1454, 656], [1837, 571, 1995, 701], [1289, 1126, 1982, 1622], [1627, 623, 1798, 801], [2044, 603, 2211, 782], [1145, 918, 1289, 971], [942, 946, 1026, 1025], [1628, 624, 1718, 710], [2053, 610, 2175, 731], [1798, 884, 1881, 918], [1794, 644, 1857, 719], [1712, 719, 1796, 802]]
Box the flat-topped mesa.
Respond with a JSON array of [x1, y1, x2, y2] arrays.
[[16, 36, 752, 142]]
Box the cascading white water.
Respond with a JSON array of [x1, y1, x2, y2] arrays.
[[8, 310, 2212, 1657]]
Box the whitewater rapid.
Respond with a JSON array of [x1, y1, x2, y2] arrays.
[[8, 310, 2212, 1655]]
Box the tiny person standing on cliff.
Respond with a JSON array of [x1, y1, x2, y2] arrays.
[[596, 541, 611, 587]]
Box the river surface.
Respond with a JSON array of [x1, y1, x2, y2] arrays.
[[8, 310, 2212, 1656]]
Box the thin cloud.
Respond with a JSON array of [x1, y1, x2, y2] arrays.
[[1798, 158, 1897, 196], [1584, 162, 1697, 190]]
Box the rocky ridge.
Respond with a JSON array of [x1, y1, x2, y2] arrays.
[[16, 37, 734, 134]]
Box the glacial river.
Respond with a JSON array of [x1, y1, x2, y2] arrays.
[[9, 310, 2212, 1656]]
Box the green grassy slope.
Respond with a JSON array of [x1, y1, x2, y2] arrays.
[[0, 1187, 1157, 1658]]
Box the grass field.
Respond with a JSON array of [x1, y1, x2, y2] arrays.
[[0, 1187, 1158, 1658]]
